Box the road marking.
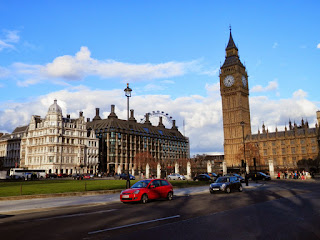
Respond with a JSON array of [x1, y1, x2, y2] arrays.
[[31, 209, 117, 222], [88, 215, 181, 235]]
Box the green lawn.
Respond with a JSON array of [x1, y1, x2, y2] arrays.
[[0, 179, 209, 197]]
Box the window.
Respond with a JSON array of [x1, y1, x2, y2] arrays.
[[281, 148, 286, 154], [161, 180, 169, 186], [301, 146, 306, 154], [291, 147, 295, 154], [300, 139, 305, 144]]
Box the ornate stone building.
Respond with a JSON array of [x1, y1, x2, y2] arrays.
[[0, 126, 28, 170], [220, 29, 320, 172], [20, 100, 99, 175], [245, 116, 320, 171], [86, 105, 190, 175]]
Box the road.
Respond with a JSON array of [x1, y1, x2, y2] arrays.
[[0, 180, 319, 240]]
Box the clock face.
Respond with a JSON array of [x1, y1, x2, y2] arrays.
[[242, 75, 247, 87], [224, 75, 234, 87]]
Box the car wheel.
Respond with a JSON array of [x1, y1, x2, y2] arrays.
[[168, 177, 171, 180], [225, 187, 231, 194], [167, 192, 173, 201], [141, 194, 148, 204], [239, 185, 243, 192], [210, 189, 214, 194]]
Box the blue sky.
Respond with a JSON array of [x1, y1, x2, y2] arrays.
[[0, 1, 319, 156]]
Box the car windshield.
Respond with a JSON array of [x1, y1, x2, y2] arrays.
[[215, 177, 227, 183], [131, 180, 151, 189], [259, 172, 267, 176]]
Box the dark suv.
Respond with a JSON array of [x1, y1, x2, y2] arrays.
[[247, 172, 271, 181], [209, 176, 243, 194]]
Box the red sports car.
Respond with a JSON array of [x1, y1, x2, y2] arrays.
[[120, 179, 173, 204]]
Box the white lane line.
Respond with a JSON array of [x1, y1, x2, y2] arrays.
[[33, 209, 117, 222], [88, 215, 181, 235]]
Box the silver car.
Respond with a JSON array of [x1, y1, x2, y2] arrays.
[[167, 173, 186, 180]]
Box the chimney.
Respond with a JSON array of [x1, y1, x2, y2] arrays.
[[67, 114, 70, 119], [79, 111, 83, 117], [108, 104, 118, 119], [144, 113, 152, 125], [171, 120, 178, 130], [93, 108, 102, 121], [158, 117, 165, 128], [87, 118, 90, 122], [129, 109, 136, 122]]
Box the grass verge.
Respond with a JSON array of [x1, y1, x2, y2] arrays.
[[0, 179, 209, 197]]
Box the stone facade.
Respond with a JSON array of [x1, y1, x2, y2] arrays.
[[220, 30, 251, 168], [220, 30, 320, 171], [0, 126, 28, 169], [20, 100, 99, 175], [87, 105, 190, 175], [245, 118, 320, 171]]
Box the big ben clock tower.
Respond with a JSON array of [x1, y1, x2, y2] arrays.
[[220, 29, 251, 169]]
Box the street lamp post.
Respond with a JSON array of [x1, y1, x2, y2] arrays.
[[124, 83, 132, 189], [240, 121, 249, 186]]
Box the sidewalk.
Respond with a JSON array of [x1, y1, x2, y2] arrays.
[[0, 182, 263, 215]]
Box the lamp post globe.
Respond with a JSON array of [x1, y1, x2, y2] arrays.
[[124, 83, 132, 188]]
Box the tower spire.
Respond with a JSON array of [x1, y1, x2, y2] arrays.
[[226, 26, 237, 51]]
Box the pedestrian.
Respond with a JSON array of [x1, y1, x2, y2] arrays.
[[277, 172, 281, 179]]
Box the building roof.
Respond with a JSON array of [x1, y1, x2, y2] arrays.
[[248, 127, 318, 140], [221, 30, 244, 69], [226, 30, 238, 51], [48, 99, 62, 114], [12, 125, 29, 134], [87, 107, 187, 141]]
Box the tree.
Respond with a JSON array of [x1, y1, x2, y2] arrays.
[[236, 142, 260, 169], [134, 151, 156, 173]]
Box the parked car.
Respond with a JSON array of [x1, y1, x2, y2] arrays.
[[193, 174, 212, 182], [118, 173, 135, 180], [72, 174, 83, 180], [120, 179, 173, 204], [225, 173, 245, 183], [208, 172, 219, 180], [209, 176, 243, 194], [46, 173, 58, 179], [247, 172, 271, 181], [57, 173, 68, 178], [167, 173, 186, 180], [83, 174, 91, 179]]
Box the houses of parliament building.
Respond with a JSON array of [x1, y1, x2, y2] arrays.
[[220, 30, 320, 172]]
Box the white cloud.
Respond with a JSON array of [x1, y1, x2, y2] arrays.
[[0, 66, 10, 78], [317, 43, 320, 49], [293, 89, 307, 99], [251, 80, 278, 93], [13, 46, 199, 86], [272, 42, 279, 48], [0, 30, 19, 51], [0, 85, 318, 156]]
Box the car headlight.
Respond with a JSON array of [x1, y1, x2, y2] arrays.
[[133, 190, 140, 194], [120, 190, 124, 194]]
